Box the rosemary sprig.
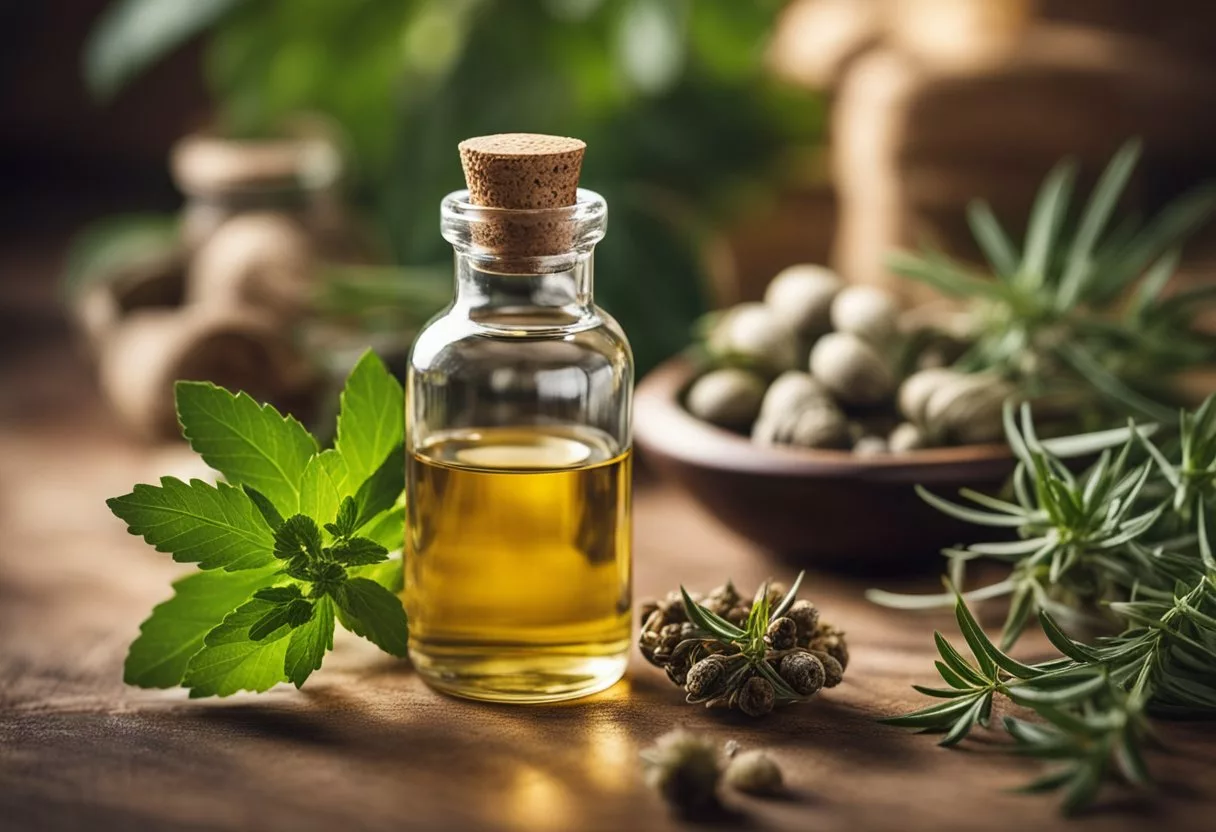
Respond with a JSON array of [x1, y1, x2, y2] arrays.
[[876, 396, 1216, 813], [888, 139, 1216, 424]]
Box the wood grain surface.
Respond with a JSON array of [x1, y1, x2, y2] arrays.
[[2, 238, 1214, 832]]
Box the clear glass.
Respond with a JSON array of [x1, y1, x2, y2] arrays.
[[404, 189, 633, 703]]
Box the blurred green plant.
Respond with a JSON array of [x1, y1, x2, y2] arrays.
[[84, 0, 824, 371], [888, 140, 1216, 425]]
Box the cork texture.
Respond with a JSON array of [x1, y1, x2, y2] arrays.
[[458, 134, 586, 262]]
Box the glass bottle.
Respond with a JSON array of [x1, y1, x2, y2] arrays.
[[404, 136, 633, 703]]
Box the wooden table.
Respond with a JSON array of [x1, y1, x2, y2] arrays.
[[2, 236, 1214, 832]]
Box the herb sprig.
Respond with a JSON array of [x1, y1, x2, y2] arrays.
[[874, 399, 1216, 812], [108, 351, 408, 697]]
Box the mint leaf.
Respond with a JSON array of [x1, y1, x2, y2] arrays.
[[352, 445, 405, 529], [107, 477, 274, 571], [243, 485, 284, 531], [285, 596, 334, 688], [335, 352, 404, 488], [361, 505, 405, 555], [175, 381, 317, 514], [325, 496, 358, 539], [351, 558, 404, 593], [249, 598, 313, 641], [298, 449, 350, 536], [330, 537, 388, 567], [182, 597, 295, 697], [253, 585, 305, 604], [334, 577, 409, 657], [273, 515, 322, 561], [124, 566, 278, 688]]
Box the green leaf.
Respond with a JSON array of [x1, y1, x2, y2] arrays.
[[880, 695, 983, 730], [916, 486, 1028, 527], [181, 596, 296, 697], [84, 0, 247, 100], [175, 381, 317, 514], [1039, 612, 1102, 663], [1008, 673, 1107, 706], [352, 445, 406, 530], [680, 586, 746, 641], [325, 497, 358, 540], [933, 632, 988, 687], [769, 570, 805, 621], [253, 585, 304, 604], [334, 351, 404, 489], [359, 504, 406, 553], [1057, 140, 1140, 309], [966, 200, 1019, 276], [285, 596, 335, 688], [1022, 160, 1075, 281], [330, 537, 389, 567], [243, 486, 284, 531], [939, 694, 988, 747], [953, 595, 998, 679], [334, 578, 409, 657], [351, 558, 404, 592], [249, 599, 314, 641], [107, 477, 274, 571], [273, 515, 323, 561], [124, 566, 277, 689], [297, 450, 351, 536]]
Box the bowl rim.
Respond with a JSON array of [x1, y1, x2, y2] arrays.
[[634, 356, 1015, 484]]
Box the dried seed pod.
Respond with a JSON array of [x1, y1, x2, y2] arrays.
[[737, 676, 775, 717], [723, 750, 784, 796], [888, 421, 927, 453], [810, 622, 849, 670], [779, 651, 825, 696], [703, 582, 741, 616], [659, 623, 684, 653], [898, 367, 959, 427], [809, 332, 894, 406], [756, 371, 833, 416], [685, 368, 767, 429], [640, 599, 660, 622], [725, 605, 750, 627], [685, 655, 734, 702], [830, 284, 900, 346], [765, 617, 798, 651], [753, 400, 850, 449], [707, 302, 799, 375], [762, 263, 843, 338], [809, 650, 844, 688], [639, 629, 662, 663], [641, 729, 723, 816], [923, 373, 1017, 445], [853, 435, 888, 456], [787, 600, 820, 641]]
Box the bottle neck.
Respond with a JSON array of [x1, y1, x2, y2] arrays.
[[452, 249, 596, 330]]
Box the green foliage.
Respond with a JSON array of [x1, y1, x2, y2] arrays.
[[874, 397, 1216, 813], [109, 350, 408, 697], [83, 0, 823, 373], [889, 141, 1216, 424]]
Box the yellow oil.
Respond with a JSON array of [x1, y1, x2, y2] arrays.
[[404, 425, 632, 702]]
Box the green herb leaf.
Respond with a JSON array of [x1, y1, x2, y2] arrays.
[[285, 596, 335, 688], [181, 596, 298, 697], [335, 351, 404, 488], [107, 477, 274, 571], [334, 577, 409, 657], [298, 450, 351, 536], [273, 515, 323, 561], [351, 558, 404, 593], [249, 598, 314, 641], [325, 496, 358, 540], [124, 566, 278, 689], [243, 485, 284, 531], [175, 381, 317, 514], [352, 445, 406, 529], [330, 537, 389, 567]]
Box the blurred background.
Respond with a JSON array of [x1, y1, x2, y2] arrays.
[[3, 0, 1216, 442]]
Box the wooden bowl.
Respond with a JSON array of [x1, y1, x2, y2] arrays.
[[634, 357, 1017, 572]]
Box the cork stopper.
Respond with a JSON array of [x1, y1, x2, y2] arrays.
[[457, 134, 586, 262]]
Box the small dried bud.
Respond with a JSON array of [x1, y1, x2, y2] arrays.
[[737, 676, 775, 718], [765, 617, 798, 651], [725, 605, 750, 627], [810, 650, 844, 688], [810, 623, 849, 671], [723, 750, 784, 796], [642, 608, 665, 634], [787, 600, 819, 641], [679, 622, 698, 642], [639, 629, 661, 663], [685, 655, 733, 702], [641, 729, 722, 816], [779, 651, 825, 696], [640, 599, 660, 621], [704, 582, 740, 616], [666, 656, 692, 687], [660, 623, 683, 653]]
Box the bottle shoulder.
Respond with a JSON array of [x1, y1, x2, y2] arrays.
[[410, 306, 633, 373]]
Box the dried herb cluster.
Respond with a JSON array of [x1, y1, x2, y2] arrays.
[[639, 573, 848, 716]]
